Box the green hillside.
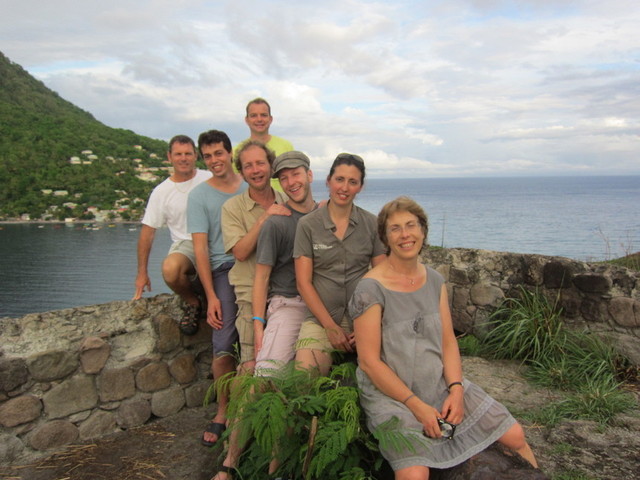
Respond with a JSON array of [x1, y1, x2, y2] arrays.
[[0, 51, 169, 220]]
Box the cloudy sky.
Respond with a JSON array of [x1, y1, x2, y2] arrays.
[[2, 0, 639, 178]]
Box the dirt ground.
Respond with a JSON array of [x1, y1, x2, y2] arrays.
[[0, 406, 223, 480]]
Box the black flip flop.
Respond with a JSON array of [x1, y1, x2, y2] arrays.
[[201, 421, 226, 447]]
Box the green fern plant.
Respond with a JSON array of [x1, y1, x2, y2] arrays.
[[216, 362, 392, 480]]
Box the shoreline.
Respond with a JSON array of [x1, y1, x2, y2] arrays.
[[0, 219, 142, 225]]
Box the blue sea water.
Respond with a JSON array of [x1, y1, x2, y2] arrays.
[[1, 176, 638, 318]]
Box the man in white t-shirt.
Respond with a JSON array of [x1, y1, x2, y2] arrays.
[[133, 134, 212, 334]]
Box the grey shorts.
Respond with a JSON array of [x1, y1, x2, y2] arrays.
[[168, 239, 196, 264], [168, 240, 198, 283]]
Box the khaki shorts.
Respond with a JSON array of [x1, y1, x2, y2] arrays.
[[295, 316, 351, 353], [236, 301, 255, 364]]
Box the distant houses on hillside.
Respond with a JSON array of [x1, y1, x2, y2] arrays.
[[23, 147, 172, 222], [67, 149, 171, 184]]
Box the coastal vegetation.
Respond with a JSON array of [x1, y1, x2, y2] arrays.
[[459, 287, 637, 426], [0, 51, 169, 220], [606, 252, 640, 272]]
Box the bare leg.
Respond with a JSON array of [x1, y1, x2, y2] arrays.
[[162, 252, 199, 305], [295, 348, 332, 376], [498, 422, 539, 468], [395, 465, 429, 480], [203, 354, 236, 444], [211, 361, 256, 479]]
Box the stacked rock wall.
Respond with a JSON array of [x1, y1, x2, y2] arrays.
[[1, 248, 638, 464], [423, 248, 640, 364], [0, 294, 214, 463]]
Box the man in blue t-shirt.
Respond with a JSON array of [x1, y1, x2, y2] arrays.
[[187, 130, 246, 448]]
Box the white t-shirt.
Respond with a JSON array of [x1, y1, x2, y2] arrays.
[[141, 169, 212, 242]]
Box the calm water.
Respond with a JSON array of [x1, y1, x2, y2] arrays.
[[1, 176, 638, 318]]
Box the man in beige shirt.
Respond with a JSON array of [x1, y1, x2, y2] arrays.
[[221, 141, 288, 373]]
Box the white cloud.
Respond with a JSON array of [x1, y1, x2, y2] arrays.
[[2, 0, 639, 177]]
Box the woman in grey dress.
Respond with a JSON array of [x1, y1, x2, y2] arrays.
[[349, 196, 538, 479]]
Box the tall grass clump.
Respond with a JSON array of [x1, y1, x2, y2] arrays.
[[478, 286, 636, 424], [478, 286, 565, 364], [214, 362, 389, 480]]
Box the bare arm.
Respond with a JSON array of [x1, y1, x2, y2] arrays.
[[133, 225, 156, 299], [231, 204, 290, 262], [252, 263, 272, 356], [192, 232, 223, 329], [439, 285, 465, 424], [354, 303, 443, 438], [295, 255, 353, 352]]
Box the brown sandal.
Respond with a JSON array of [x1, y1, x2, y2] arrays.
[[179, 303, 201, 335]]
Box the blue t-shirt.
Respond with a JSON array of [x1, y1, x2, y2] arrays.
[[187, 181, 247, 270]]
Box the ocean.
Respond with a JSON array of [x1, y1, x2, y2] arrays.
[[1, 176, 638, 318]]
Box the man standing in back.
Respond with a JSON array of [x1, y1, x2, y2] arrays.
[[187, 130, 246, 447], [221, 141, 289, 374], [133, 135, 211, 335], [235, 97, 293, 191]]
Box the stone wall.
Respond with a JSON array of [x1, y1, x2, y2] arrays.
[[0, 294, 215, 464], [1, 248, 638, 465], [423, 248, 640, 364]]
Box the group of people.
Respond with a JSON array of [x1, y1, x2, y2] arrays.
[[133, 98, 538, 480]]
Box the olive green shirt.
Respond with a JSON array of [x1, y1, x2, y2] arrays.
[[293, 203, 386, 325]]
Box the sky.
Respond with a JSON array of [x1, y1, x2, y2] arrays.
[[2, 0, 639, 178]]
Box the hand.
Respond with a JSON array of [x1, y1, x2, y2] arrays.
[[254, 323, 265, 356], [326, 325, 354, 352], [440, 387, 465, 425], [411, 401, 443, 439], [133, 273, 151, 300], [266, 204, 292, 217], [206, 297, 223, 329]]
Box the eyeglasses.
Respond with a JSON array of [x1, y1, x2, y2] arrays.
[[387, 221, 421, 235]]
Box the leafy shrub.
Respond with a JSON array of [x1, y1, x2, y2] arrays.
[[216, 362, 390, 480], [457, 333, 482, 356]]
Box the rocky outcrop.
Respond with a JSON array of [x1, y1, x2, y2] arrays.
[[423, 248, 640, 363], [0, 294, 214, 464]]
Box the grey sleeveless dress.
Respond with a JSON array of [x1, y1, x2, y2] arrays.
[[348, 266, 516, 471]]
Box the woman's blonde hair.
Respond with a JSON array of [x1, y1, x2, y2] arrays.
[[377, 196, 429, 254]]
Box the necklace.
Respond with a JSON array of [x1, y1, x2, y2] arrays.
[[388, 261, 421, 285], [173, 174, 195, 194]]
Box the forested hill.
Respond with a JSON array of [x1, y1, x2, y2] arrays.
[[0, 51, 169, 220]]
